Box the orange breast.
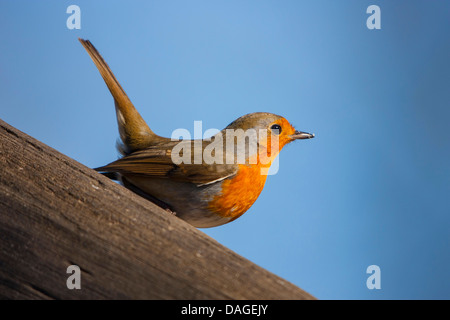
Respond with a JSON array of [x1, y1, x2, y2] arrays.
[[208, 163, 268, 221]]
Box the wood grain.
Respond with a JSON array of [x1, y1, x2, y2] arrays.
[[0, 119, 314, 300]]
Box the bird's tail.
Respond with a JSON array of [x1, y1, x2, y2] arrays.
[[79, 38, 158, 154]]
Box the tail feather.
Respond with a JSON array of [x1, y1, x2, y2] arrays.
[[79, 38, 157, 154], [95, 170, 119, 181]]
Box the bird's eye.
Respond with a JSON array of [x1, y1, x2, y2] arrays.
[[271, 124, 282, 135]]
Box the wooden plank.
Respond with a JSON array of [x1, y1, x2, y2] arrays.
[[0, 119, 314, 300]]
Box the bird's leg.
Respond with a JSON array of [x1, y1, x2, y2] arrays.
[[121, 177, 177, 215]]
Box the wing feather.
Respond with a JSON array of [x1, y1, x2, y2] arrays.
[[95, 140, 238, 185]]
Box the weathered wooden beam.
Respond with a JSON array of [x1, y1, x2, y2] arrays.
[[0, 119, 314, 300]]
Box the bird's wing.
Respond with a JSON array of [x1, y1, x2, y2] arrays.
[[95, 140, 238, 185]]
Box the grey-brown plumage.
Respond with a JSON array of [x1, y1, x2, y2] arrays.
[[79, 38, 314, 227]]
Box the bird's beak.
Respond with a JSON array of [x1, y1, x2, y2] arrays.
[[290, 130, 315, 140]]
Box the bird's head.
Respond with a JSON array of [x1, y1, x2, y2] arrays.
[[223, 112, 314, 165]]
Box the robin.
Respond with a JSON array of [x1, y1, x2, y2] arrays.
[[79, 38, 314, 228]]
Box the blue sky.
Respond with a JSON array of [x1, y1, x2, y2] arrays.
[[1, 1, 449, 299]]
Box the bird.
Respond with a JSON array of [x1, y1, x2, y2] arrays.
[[79, 38, 314, 228]]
